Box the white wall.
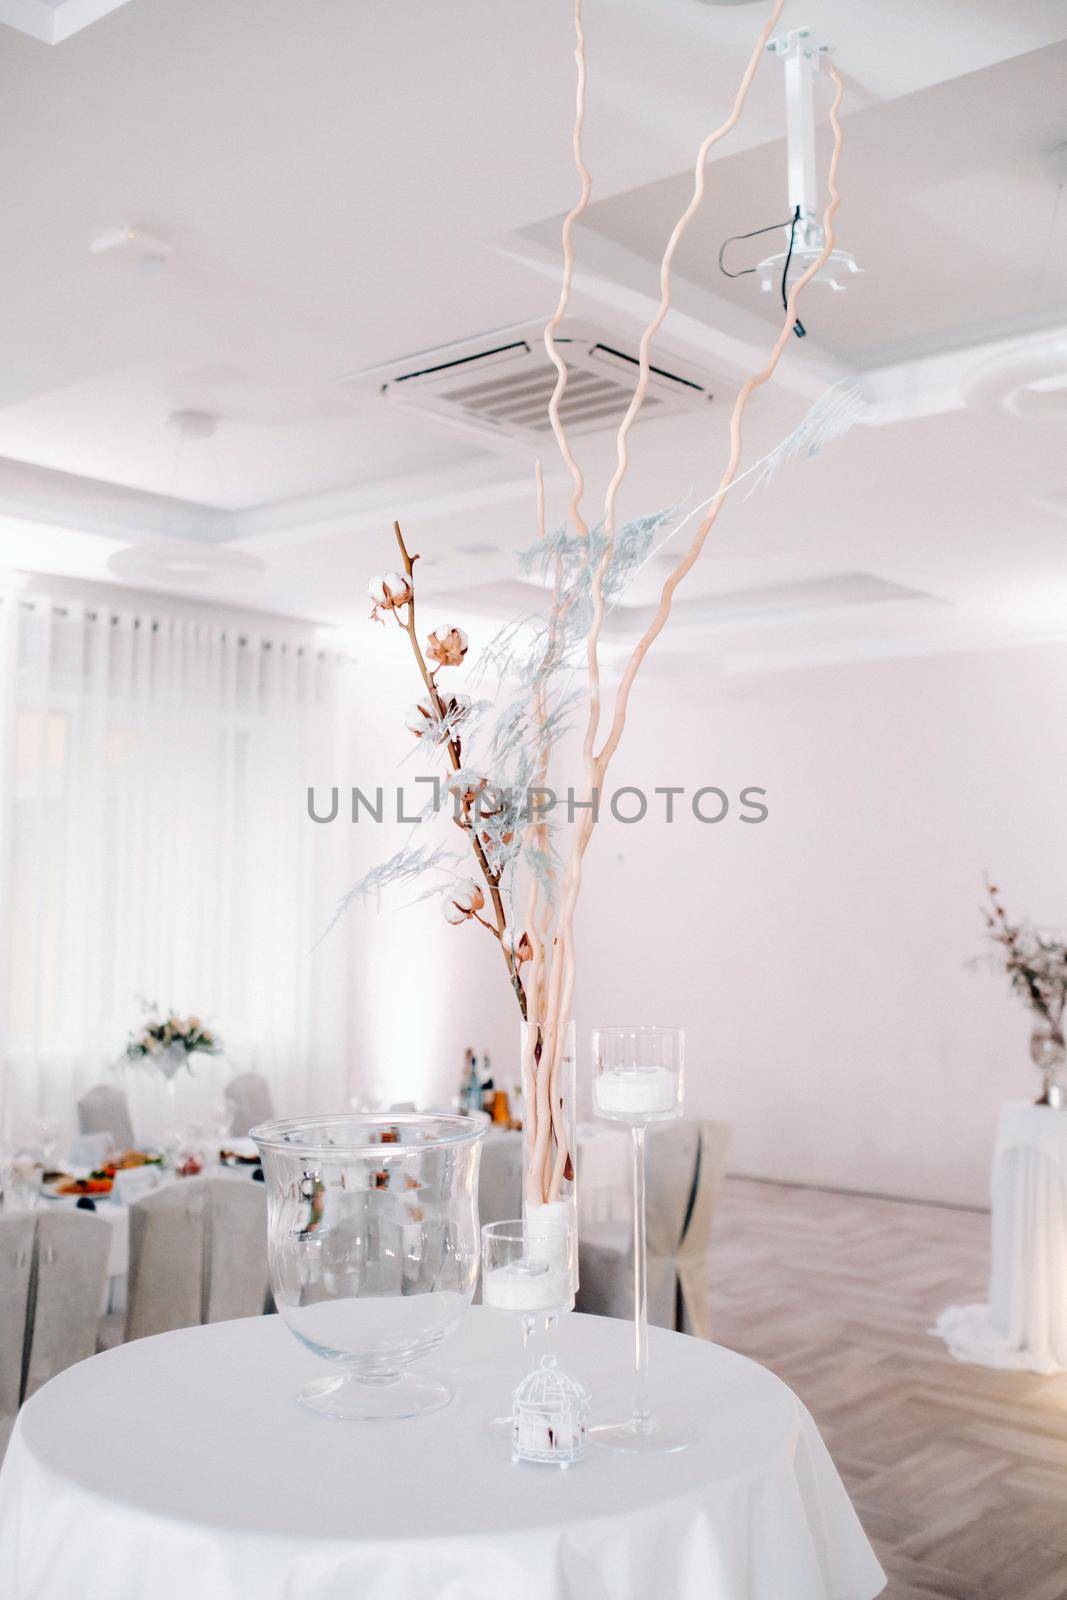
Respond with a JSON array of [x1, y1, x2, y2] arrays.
[[568, 641, 1067, 1207], [331, 656, 519, 1113], [340, 641, 1067, 1208]]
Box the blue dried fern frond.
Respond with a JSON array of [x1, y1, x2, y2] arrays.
[[747, 381, 866, 496]]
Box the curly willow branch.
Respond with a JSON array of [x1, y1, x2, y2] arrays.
[[596, 60, 846, 780], [546, 0, 795, 1129], [543, 0, 592, 539]]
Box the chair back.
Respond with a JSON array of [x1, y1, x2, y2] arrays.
[[676, 1120, 733, 1339], [575, 1118, 731, 1333], [224, 1073, 274, 1137], [203, 1178, 269, 1323], [0, 1215, 35, 1416], [125, 1182, 207, 1341], [77, 1083, 135, 1149], [478, 1133, 522, 1230], [645, 1120, 702, 1257], [23, 1209, 112, 1400]]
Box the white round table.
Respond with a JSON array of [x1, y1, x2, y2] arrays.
[[934, 1101, 1067, 1374], [0, 1309, 884, 1600]]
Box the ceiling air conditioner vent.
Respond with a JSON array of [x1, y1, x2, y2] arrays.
[[340, 318, 714, 454]]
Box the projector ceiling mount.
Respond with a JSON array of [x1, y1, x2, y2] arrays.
[[719, 27, 862, 335]]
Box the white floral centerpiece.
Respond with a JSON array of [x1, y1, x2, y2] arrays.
[[124, 1005, 223, 1080]]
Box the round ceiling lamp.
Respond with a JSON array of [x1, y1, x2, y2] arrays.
[[962, 337, 1067, 424], [107, 539, 266, 586]]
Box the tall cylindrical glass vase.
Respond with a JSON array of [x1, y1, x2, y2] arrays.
[[519, 1019, 577, 1302]]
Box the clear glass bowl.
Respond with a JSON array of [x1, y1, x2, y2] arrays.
[[252, 1113, 487, 1419]]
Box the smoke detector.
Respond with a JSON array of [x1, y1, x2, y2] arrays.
[[168, 409, 219, 440], [340, 318, 715, 453]]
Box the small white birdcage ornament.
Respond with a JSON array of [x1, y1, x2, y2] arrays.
[[511, 1354, 590, 1468]]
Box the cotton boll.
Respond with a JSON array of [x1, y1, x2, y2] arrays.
[[426, 626, 468, 667], [441, 879, 485, 923]]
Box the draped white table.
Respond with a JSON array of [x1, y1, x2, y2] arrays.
[[0, 1308, 884, 1600], [934, 1102, 1067, 1374]]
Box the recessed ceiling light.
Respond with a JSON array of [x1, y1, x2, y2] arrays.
[[89, 226, 173, 274], [962, 337, 1067, 424], [108, 540, 266, 586]]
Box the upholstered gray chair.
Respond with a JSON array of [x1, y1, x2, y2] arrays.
[[124, 1182, 207, 1342], [224, 1073, 274, 1138], [121, 1176, 270, 1343], [575, 1119, 732, 1337], [23, 1209, 112, 1401], [77, 1083, 135, 1150], [0, 1214, 36, 1451], [203, 1179, 269, 1323]]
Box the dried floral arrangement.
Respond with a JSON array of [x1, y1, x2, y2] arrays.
[[352, 0, 857, 1222], [979, 881, 1067, 1040]]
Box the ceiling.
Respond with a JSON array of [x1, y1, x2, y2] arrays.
[[0, 0, 1066, 674]]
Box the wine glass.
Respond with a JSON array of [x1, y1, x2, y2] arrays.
[[30, 1118, 58, 1168], [591, 1025, 691, 1453]]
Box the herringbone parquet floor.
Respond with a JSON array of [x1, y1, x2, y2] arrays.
[[711, 1178, 1067, 1600]]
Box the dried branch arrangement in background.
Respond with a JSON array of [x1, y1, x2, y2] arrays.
[[356, 0, 854, 1219], [980, 880, 1067, 1035]]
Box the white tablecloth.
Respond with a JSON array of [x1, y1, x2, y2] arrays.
[[0, 1308, 884, 1600], [934, 1101, 1067, 1374]]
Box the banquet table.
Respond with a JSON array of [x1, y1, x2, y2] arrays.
[[934, 1101, 1067, 1374], [0, 1308, 885, 1600]]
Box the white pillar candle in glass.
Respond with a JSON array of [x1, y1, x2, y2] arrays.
[[594, 1065, 680, 1120], [481, 1220, 575, 1318]]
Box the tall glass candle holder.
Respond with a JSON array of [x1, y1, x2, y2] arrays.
[[520, 1019, 577, 1302], [592, 1025, 692, 1454]]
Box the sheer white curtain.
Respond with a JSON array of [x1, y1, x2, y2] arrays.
[[0, 583, 355, 1143]]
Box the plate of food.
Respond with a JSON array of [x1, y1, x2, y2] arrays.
[[40, 1173, 114, 1199], [101, 1150, 164, 1174], [40, 1150, 163, 1199]]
